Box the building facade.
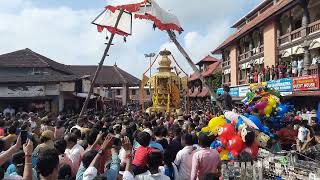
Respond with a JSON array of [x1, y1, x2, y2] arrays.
[[213, 0, 320, 108], [0, 49, 140, 114], [213, 0, 320, 86]]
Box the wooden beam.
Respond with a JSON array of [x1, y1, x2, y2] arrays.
[[166, 30, 223, 110], [79, 10, 124, 118]]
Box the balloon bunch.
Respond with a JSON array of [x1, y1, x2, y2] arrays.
[[242, 85, 293, 128], [201, 85, 293, 161]]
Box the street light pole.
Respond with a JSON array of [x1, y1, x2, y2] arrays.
[[144, 52, 156, 95]]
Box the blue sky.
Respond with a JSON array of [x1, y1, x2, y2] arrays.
[[0, 0, 260, 77]]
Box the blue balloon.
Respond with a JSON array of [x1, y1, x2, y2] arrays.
[[246, 114, 273, 137], [236, 116, 244, 129], [228, 152, 234, 160], [210, 139, 222, 150]]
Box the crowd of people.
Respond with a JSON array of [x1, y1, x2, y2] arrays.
[[0, 86, 319, 180], [244, 56, 320, 84]]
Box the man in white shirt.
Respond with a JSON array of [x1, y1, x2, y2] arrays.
[[65, 133, 84, 175], [3, 105, 15, 116], [297, 59, 303, 77], [174, 134, 195, 180]]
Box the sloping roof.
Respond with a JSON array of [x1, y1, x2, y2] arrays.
[[202, 61, 222, 77], [0, 74, 80, 84], [195, 55, 220, 65], [0, 48, 73, 75], [212, 0, 294, 54], [231, 0, 273, 28], [69, 65, 140, 87], [189, 60, 222, 81]]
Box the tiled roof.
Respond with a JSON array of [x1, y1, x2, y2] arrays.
[[0, 48, 73, 75], [212, 0, 294, 54], [0, 74, 80, 84], [69, 65, 140, 87], [189, 60, 222, 81], [195, 55, 220, 65]]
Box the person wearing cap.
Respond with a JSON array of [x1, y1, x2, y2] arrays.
[[33, 130, 55, 155]]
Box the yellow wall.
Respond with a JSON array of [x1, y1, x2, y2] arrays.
[[230, 45, 238, 86], [263, 20, 278, 67]]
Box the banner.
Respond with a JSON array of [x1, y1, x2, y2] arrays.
[[0, 86, 45, 97], [238, 85, 250, 97], [267, 78, 292, 92], [292, 75, 320, 91]]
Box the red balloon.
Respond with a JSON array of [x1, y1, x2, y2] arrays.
[[227, 134, 245, 157], [218, 124, 236, 145]]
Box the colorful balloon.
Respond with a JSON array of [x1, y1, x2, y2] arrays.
[[218, 123, 236, 145], [207, 115, 226, 135], [224, 111, 239, 124], [255, 100, 268, 110], [227, 134, 245, 157], [219, 149, 229, 161]]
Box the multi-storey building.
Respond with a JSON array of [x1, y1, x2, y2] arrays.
[[213, 0, 320, 86], [188, 55, 222, 99]]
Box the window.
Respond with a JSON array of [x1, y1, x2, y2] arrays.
[[116, 89, 121, 95], [146, 89, 150, 95], [131, 89, 136, 95]]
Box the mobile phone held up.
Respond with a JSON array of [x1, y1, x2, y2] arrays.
[[20, 130, 28, 145]]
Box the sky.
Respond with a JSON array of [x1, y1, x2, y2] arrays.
[[0, 0, 261, 78]]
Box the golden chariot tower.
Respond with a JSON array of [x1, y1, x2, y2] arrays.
[[147, 50, 181, 113]]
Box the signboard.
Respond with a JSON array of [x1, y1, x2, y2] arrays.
[[238, 85, 250, 97], [60, 82, 75, 92], [292, 75, 319, 91], [216, 87, 239, 97], [45, 84, 59, 96], [0, 86, 45, 97], [267, 78, 292, 92]]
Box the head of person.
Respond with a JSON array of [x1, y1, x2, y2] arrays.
[[181, 133, 193, 147], [64, 133, 78, 149], [147, 151, 163, 170], [58, 164, 72, 180], [37, 149, 59, 179], [198, 133, 210, 148], [172, 125, 182, 137], [223, 85, 230, 93], [86, 129, 100, 146], [153, 127, 162, 138], [40, 130, 54, 144], [136, 131, 151, 147], [54, 139, 67, 155], [12, 151, 25, 176], [82, 150, 98, 169], [8, 125, 17, 134]]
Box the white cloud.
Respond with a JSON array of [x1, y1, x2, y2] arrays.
[[0, 0, 260, 77]]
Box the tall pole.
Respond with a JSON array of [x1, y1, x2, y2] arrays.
[[166, 30, 223, 110], [79, 10, 124, 118]]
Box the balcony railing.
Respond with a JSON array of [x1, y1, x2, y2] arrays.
[[279, 34, 290, 44], [238, 45, 264, 62], [308, 19, 320, 34], [291, 28, 302, 41], [279, 20, 320, 46]]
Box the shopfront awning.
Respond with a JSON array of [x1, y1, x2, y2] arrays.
[[292, 45, 304, 55], [281, 48, 292, 58], [310, 38, 320, 50], [197, 88, 209, 97]]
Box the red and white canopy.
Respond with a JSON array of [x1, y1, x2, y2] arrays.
[[92, 0, 183, 36]]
